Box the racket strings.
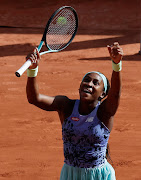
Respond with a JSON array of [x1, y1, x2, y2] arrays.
[[46, 9, 76, 50], [47, 13, 75, 48]]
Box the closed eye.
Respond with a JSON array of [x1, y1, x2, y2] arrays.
[[83, 77, 91, 83], [93, 79, 99, 85], [83, 77, 100, 86]]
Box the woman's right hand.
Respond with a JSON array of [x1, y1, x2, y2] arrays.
[[26, 47, 41, 69]]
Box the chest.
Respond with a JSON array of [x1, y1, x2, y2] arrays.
[[62, 114, 110, 146]]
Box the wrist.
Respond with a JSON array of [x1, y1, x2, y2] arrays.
[[112, 60, 122, 72], [27, 66, 38, 77]]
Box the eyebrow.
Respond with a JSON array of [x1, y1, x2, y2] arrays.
[[83, 75, 101, 82]]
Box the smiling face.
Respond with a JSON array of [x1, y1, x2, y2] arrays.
[[79, 73, 105, 102]]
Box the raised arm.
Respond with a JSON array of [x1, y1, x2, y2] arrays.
[[26, 48, 71, 117], [98, 42, 123, 131], [105, 42, 123, 115]]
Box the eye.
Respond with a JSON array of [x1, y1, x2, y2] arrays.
[[83, 77, 90, 82], [93, 79, 99, 85]]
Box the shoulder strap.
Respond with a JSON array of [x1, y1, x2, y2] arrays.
[[70, 99, 79, 117], [90, 101, 100, 117]]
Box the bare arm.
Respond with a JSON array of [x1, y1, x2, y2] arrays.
[[98, 42, 123, 130], [104, 70, 121, 116], [26, 48, 70, 114], [105, 42, 123, 115]]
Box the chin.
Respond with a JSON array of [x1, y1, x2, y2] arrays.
[[80, 94, 98, 103], [80, 95, 93, 103]]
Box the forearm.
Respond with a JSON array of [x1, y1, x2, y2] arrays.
[[104, 71, 121, 117], [26, 77, 40, 104], [110, 70, 122, 98], [105, 69, 122, 117]]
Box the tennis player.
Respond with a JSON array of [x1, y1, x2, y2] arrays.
[[26, 42, 123, 179]]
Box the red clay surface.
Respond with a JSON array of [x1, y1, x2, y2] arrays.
[[0, 0, 141, 179]]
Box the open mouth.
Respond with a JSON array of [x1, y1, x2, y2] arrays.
[[83, 89, 92, 94]]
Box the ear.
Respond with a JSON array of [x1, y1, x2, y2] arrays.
[[98, 92, 106, 101]]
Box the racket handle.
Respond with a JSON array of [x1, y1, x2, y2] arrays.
[[15, 59, 32, 77]]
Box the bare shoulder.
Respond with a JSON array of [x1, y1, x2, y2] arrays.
[[97, 99, 114, 132], [57, 97, 76, 124], [54, 95, 75, 110]]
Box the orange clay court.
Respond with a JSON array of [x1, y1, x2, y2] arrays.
[[0, 0, 141, 179]]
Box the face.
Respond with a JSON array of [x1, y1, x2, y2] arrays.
[[79, 73, 105, 102]]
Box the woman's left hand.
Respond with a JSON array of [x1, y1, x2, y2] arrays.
[[107, 42, 123, 64]]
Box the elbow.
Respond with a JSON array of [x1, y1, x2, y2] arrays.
[[27, 95, 39, 105], [27, 98, 35, 105], [27, 98, 34, 105]]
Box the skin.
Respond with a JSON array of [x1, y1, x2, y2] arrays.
[[26, 42, 123, 132]]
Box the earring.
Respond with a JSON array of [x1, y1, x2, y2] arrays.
[[98, 97, 102, 101]]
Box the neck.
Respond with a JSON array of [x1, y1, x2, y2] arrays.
[[79, 99, 99, 115]]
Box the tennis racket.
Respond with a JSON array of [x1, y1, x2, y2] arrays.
[[15, 6, 78, 77]]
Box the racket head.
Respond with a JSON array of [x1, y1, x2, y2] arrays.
[[42, 6, 78, 52]]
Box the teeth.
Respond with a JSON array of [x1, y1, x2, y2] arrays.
[[83, 89, 92, 94]]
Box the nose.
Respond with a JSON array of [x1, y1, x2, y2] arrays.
[[86, 80, 93, 87]]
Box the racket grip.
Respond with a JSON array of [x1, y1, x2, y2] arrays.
[[15, 59, 32, 77]]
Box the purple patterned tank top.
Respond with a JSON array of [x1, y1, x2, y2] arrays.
[[62, 100, 110, 168]]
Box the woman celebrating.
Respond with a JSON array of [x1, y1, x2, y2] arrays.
[[26, 42, 123, 180]]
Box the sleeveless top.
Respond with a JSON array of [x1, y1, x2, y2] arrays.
[[62, 100, 110, 168]]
